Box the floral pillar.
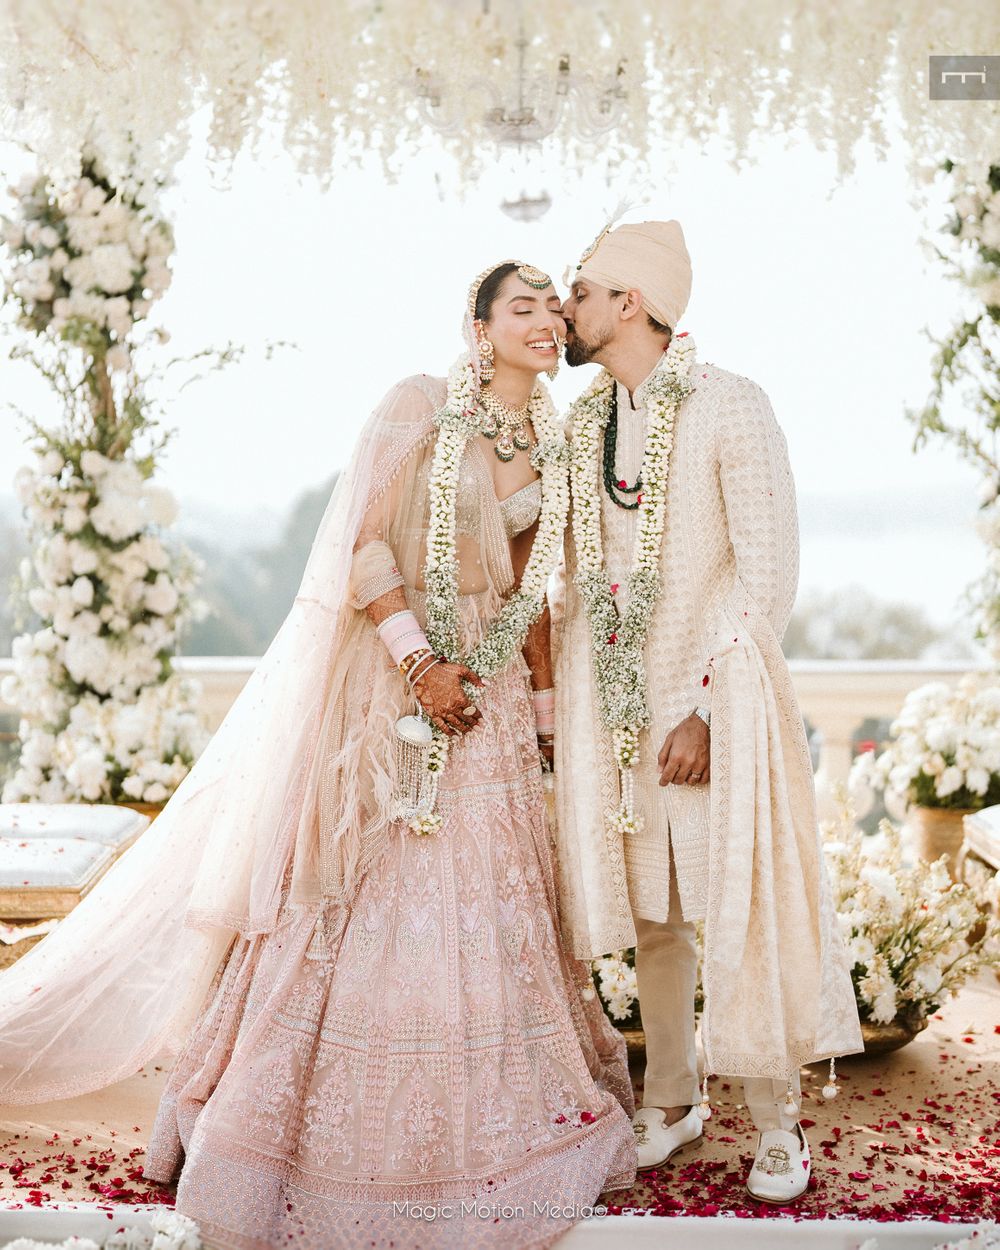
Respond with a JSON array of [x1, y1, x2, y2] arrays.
[[0, 158, 208, 805]]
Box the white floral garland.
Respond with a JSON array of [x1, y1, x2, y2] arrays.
[[408, 353, 570, 834], [567, 332, 696, 836]]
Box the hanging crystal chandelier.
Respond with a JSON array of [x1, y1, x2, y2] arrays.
[[413, 4, 627, 217], [412, 11, 629, 147], [500, 191, 553, 222]]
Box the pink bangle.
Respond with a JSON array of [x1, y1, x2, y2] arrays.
[[533, 688, 555, 733], [376, 610, 430, 667]]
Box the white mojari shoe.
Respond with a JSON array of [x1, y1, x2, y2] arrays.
[[631, 1105, 703, 1170], [745, 1123, 811, 1204]]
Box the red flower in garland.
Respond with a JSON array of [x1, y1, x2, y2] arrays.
[[607, 633, 618, 645]]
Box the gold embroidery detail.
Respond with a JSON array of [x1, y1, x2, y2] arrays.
[[758, 1143, 792, 1176]]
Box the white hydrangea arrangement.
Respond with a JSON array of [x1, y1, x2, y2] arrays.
[[1, 157, 210, 805], [851, 674, 1000, 812], [824, 811, 1000, 1027], [3, 160, 173, 356], [590, 804, 1000, 1036]]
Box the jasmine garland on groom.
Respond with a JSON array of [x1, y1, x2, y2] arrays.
[[551, 218, 863, 1203]]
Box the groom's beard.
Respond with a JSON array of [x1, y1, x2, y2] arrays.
[[564, 324, 612, 367]]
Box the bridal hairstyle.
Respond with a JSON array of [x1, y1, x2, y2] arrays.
[[473, 261, 519, 322]]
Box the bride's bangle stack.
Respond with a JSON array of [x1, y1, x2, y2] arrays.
[[533, 687, 555, 742], [375, 611, 447, 695], [377, 610, 430, 668]]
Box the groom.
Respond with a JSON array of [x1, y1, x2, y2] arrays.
[[551, 219, 862, 1203]]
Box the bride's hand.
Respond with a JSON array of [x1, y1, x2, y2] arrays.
[[413, 661, 484, 736]]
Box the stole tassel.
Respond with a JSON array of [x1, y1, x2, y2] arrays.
[[697, 1073, 712, 1121], [305, 910, 328, 963]]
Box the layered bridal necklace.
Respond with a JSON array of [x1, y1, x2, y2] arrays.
[[566, 331, 697, 837], [478, 386, 532, 462]]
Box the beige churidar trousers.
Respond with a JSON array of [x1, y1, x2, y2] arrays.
[[634, 856, 801, 1132]]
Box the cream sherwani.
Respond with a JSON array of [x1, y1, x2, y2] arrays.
[[553, 355, 862, 1091]]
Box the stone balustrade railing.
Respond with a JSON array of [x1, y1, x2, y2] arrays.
[[0, 658, 990, 799]]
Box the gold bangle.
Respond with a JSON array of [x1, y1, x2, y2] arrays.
[[398, 646, 432, 677]]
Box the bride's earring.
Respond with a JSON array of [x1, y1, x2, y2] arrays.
[[476, 326, 495, 384], [547, 333, 562, 382]]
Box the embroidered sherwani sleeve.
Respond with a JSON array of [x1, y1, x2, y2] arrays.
[[703, 381, 799, 693], [724, 381, 798, 631]]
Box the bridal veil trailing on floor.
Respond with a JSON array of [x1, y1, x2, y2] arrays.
[[0, 371, 636, 1247]]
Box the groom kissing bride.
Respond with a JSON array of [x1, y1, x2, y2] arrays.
[[551, 218, 862, 1204], [0, 219, 861, 1248]]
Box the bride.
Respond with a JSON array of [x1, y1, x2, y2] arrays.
[[0, 261, 636, 1248]]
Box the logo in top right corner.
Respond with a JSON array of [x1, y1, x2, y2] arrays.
[[929, 56, 1000, 99]]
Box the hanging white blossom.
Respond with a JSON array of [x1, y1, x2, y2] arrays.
[[0, 2, 997, 191]]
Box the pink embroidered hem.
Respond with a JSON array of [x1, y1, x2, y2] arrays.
[[145, 665, 636, 1248]]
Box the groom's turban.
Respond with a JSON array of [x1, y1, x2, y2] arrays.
[[574, 219, 692, 332]]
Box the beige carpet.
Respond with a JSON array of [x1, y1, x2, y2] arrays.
[[3, 976, 1000, 1222]]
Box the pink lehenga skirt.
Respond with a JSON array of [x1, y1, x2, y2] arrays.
[[144, 658, 636, 1249]]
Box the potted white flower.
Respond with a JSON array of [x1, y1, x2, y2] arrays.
[[852, 674, 1000, 876], [824, 813, 1000, 1051]]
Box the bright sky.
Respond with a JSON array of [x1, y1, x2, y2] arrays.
[[0, 117, 985, 633]]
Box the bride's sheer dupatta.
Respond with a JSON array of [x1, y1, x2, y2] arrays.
[[0, 376, 443, 1104]]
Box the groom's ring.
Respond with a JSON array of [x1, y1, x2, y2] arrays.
[[690, 772, 703, 781]]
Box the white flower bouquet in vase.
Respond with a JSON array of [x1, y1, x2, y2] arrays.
[[851, 674, 1000, 876], [823, 811, 1000, 1052]]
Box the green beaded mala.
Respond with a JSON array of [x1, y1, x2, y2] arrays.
[[602, 386, 642, 510]]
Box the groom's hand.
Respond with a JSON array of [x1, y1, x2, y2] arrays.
[[657, 715, 710, 787]]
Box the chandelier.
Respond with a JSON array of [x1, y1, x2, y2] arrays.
[[412, 16, 629, 145], [412, 10, 628, 217]]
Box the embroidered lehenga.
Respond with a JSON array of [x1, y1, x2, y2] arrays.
[[0, 357, 634, 1245], [128, 372, 635, 1246]]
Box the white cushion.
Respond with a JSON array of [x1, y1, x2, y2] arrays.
[[0, 836, 114, 889], [0, 803, 148, 851], [964, 806, 1000, 870]]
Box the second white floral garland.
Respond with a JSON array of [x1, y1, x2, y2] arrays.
[[410, 353, 570, 833], [568, 331, 697, 836]]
